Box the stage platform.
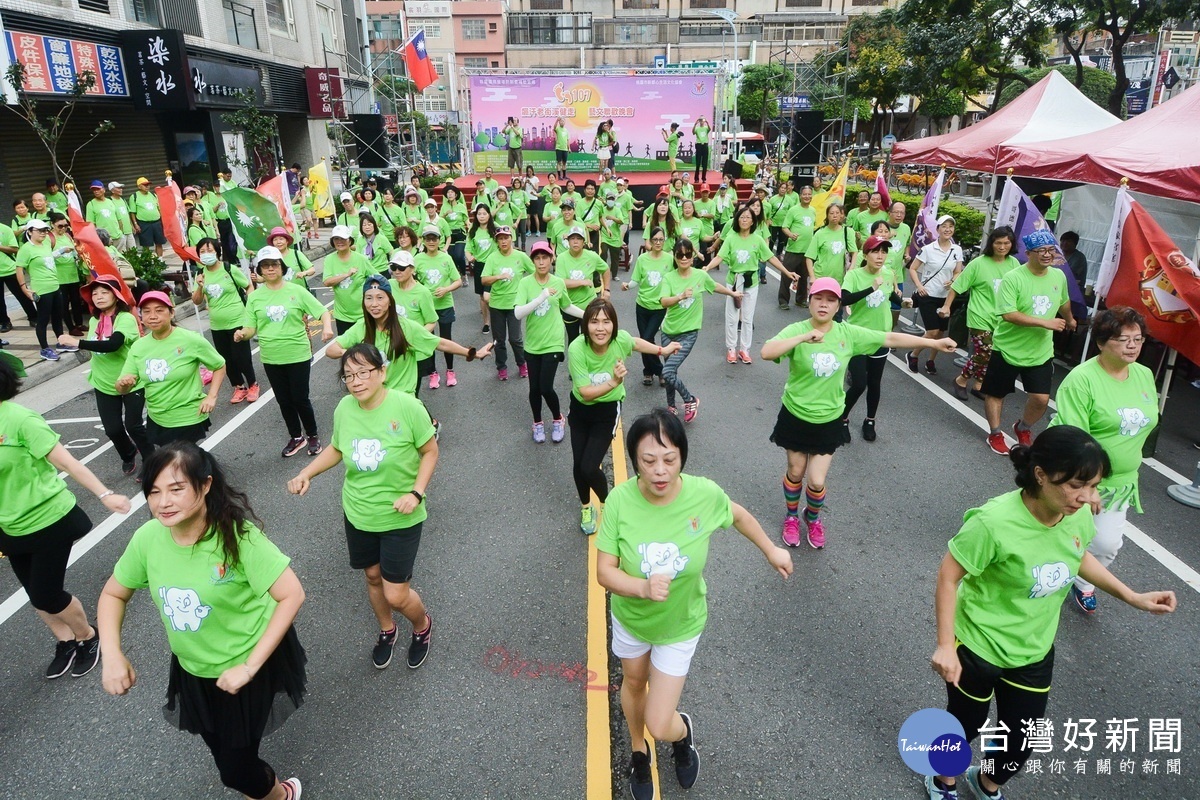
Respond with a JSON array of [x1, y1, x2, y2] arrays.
[[448, 171, 754, 213]]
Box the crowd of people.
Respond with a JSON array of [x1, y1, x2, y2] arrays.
[[0, 165, 1185, 800]]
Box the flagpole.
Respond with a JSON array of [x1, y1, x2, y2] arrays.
[[1159, 349, 1177, 416], [1083, 180, 1131, 356]]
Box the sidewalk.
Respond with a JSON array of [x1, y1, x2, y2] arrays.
[[3, 229, 336, 390]]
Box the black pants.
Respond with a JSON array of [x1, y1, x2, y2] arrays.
[[415, 356, 435, 398], [635, 304, 666, 377], [564, 315, 581, 345], [437, 314, 454, 370], [199, 730, 276, 799], [335, 318, 355, 336], [526, 351, 562, 423], [694, 143, 709, 181], [210, 328, 257, 388], [35, 289, 64, 349], [768, 225, 785, 256], [844, 350, 888, 419], [489, 307, 524, 371], [0, 504, 92, 614], [945, 643, 1053, 787], [95, 389, 153, 463], [59, 280, 85, 330], [779, 253, 807, 306], [0, 274, 37, 325], [263, 360, 318, 438], [569, 396, 618, 505]]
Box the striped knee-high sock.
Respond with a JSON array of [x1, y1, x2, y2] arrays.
[[804, 484, 826, 523], [782, 475, 803, 518]]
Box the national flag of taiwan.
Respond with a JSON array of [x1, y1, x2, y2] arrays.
[[908, 168, 945, 260], [1096, 186, 1200, 366], [995, 179, 1087, 320], [402, 31, 438, 92]]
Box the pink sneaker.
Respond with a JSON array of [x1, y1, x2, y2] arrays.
[[782, 516, 801, 548], [683, 398, 699, 422], [230, 386, 248, 404], [518, 363, 528, 379], [428, 372, 440, 390], [806, 518, 825, 549], [738, 350, 753, 364], [246, 383, 261, 402], [498, 368, 508, 381], [445, 370, 457, 387]]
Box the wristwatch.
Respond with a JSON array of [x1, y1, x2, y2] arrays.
[[409, 490, 424, 503]]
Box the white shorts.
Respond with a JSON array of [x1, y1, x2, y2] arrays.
[[610, 614, 701, 678]]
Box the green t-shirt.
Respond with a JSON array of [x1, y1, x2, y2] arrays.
[[196, 263, 250, 332], [542, 201, 563, 227], [718, 232, 772, 275], [617, 191, 637, 225], [506, 125, 523, 149], [414, 251, 460, 311], [482, 178, 500, 199], [804, 226, 856, 283], [783, 205, 818, 254], [16, 239, 59, 295], [0, 223, 18, 277], [767, 320, 886, 423], [630, 251, 674, 311], [675, 217, 705, 249], [949, 490, 1094, 669], [951, 255, 1020, 332], [693, 123, 710, 144], [842, 267, 897, 334], [375, 203, 403, 241], [53, 241, 80, 285], [112, 519, 289, 678], [555, 126, 570, 150], [660, 269, 716, 336], [466, 229, 496, 267], [393, 281, 437, 325], [666, 132, 680, 157], [600, 209, 624, 248], [546, 216, 580, 252], [331, 390, 436, 531], [243, 282, 327, 365], [86, 196, 124, 239], [130, 190, 161, 222], [568, 329, 635, 404], [491, 203, 515, 229], [481, 249, 534, 311], [335, 316, 440, 394], [558, 248, 607, 308], [323, 251, 371, 323], [990, 266, 1068, 368], [854, 209, 889, 241], [419, 215, 452, 244], [0, 401, 76, 536], [440, 201, 469, 234], [596, 474, 735, 644], [120, 327, 226, 427], [1049, 358, 1158, 512], [281, 248, 314, 293], [45, 191, 69, 214], [516, 274, 571, 355], [87, 311, 141, 396], [353, 233, 390, 273]]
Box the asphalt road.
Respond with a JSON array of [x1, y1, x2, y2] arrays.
[[1, 251, 1197, 800]]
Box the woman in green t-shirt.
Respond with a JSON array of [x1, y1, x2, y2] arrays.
[[287, 342, 438, 672], [839, 234, 902, 443], [622, 226, 675, 386], [57, 275, 152, 474], [465, 204, 497, 331], [490, 185, 515, 230], [594, 120, 615, 177], [553, 119, 570, 179], [376, 188, 405, 247], [185, 206, 208, 250], [355, 215, 390, 274], [16, 218, 67, 361], [100, 442, 306, 800], [661, 123, 681, 171], [0, 357, 131, 680], [566, 298, 677, 535], [642, 196, 679, 255], [597, 409, 792, 800], [927, 426, 1175, 800], [415, 226, 464, 389], [510, 177, 530, 248], [321, 225, 371, 335], [691, 117, 711, 183], [440, 185, 469, 280], [271, 227, 316, 294], [189, 237, 260, 406]]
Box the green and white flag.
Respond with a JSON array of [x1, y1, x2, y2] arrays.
[[224, 187, 285, 254]]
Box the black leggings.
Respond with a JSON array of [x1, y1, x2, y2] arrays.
[[59, 280, 85, 330], [262, 360, 318, 438], [945, 643, 1053, 787], [199, 730, 276, 799], [526, 351, 562, 423], [35, 289, 64, 349], [0, 274, 37, 324], [569, 396, 618, 505], [95, 389, 153, 463], [844, 350, 887, 419], [695, 143, 710, 181], [437, 314, 454, 370], [0, 504, 92, 614], [635, 304, 666, 377], [210, 327, 257, 388]]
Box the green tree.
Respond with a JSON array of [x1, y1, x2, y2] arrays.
[[737, 64, 791, 132], [221, 90, 279, 184], [996, 64, 1122, 115], [841, 10, 910, 154]]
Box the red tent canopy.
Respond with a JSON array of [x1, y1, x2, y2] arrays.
[[892, 71, 1119, 172], [996, 83, 1200, 204]]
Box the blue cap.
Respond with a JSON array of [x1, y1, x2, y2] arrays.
[[362, 274, 392, 294], [1022, 229, 1057, 251]]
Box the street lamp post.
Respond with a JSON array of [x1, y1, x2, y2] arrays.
[[705, 9, 739, 142]]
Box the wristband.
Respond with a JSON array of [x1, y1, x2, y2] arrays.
[[410, 489, 424, 503], [98, 490, 115, 500]]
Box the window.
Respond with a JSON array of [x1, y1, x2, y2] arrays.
[[410, 20, 441, 39], [416, 96, 448, 112], [463, 56, 488, 69], [126, 0, 162, 25], [594, 19, 669, 44], [529, 0, 563, 8], [79, 0, 111, 13], [622, 0, 659, 8], [763, 22, 844, 42], [223, 0, 260, 48], [689, 0, 725, 7], [850, 0, 882, 5], [461, 19, 487, 40], [265, 0, 294, 36], [784, 0, 823, 6], [316, 4, 342, 52], [507, 13, 592, 45]]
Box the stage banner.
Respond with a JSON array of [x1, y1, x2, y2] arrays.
[[468, 74, 716, 173]]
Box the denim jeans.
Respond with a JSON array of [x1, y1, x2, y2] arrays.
[[660, 329, 698, 406]]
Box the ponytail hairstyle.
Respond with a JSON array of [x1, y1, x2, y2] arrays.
[[360, 275, 410, 362], [1009, 425, 1111, 497], [140, 441, 262, 569]]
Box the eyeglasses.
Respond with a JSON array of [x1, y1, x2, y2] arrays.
[[340, 367, 378, 384], [1030, 247, 1057, 256], [649, 237, 665, 243], [54, 224, 69, 230], [1111, 336, 1146, 345]]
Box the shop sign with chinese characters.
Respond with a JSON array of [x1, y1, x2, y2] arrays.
[[119, 29, 191, 110], [4, 31, 128, 96]]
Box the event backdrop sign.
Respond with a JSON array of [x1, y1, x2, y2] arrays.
[[468, 74, 716, 172]]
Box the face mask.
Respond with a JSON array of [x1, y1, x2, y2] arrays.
[[199, 252, 218, 266], [606, 200, 615, 208]]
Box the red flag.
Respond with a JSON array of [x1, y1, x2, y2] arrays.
[[875, 170, 892, 212], [67, 209, 137, 309], [402, 31, 438, 92], [257, 174, 297, 235], [1103, 198, 1200, 366], [157, 183, 199, 263]]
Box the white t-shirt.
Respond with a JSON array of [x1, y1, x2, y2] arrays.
[[914, 240, 963, 298]]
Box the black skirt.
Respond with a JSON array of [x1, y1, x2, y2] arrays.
[[163, 625, 307, 747], [770, 405, 843, 456]]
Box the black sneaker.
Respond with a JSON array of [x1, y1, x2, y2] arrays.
[[629, 740, 654, 800], [672, 712, 700, 788], [862, 418, 877, 442], [840, 418, 852, 444], [122, 459, 137, 476], [46, 640, 76, 679], [71, 631, 101, 677], [407, 614, 432, 669], [372, 627, 398, 669]]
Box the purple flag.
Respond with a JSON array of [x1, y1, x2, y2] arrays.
[[908, 168, 945, 260], [995, 180, 1088, 319]]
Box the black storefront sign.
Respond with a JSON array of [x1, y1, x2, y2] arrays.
[[119, 29, 191, 110], [189, 58, 263, 107]]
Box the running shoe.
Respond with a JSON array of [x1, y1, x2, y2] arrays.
[[861, 418, 877, 442], [964, 766, 1005, 800], [953, 382, 969, 402], [282, 437, 305, 458], [841, 418, 851, 444], [45, 640, 76, 679], [71, 632, 100, 678], [668, 406, 677, 415], [925, 359, 938, 375], [985, 432, 1009, 455], [122, 459, 137, 477], [306, 436, 323, 456], [551, 417, 566, 443], [482, 324, 490, 333], [246, 383, 261, 402], [1012, 421, 1033, 448], [782, 515, 802, 547], [806, 518, 825, 549], [372, 627, 398, 669], [925, 775, 959, 800], [738, 350, 752, 364], [40, 348, 60, 362], [518, 363, 528, 379], [230, 386, 248, 404], [629, 741, 654, 800], [580, 505, 597, 535], [445, 370, 457, 387], [906, 352, 919, 373], [432, 419, 441, 441], [532, 422, 546, 443], [428, 371, 440, 390], [280, 777, 302, 799], [683, 398, 699, 422], [672, 712, 700, 788], [55, 343, 78, 353], [0, 322, 11, 333], [642, 375, 653, 386], [779, 303, 790, 311], [726, 350, 736, 364], [408, 614, 432, 669], [1072, 585, 1098, 614], [498, 368, 508, 381]]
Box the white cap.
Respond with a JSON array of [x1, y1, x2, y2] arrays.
[[339, 192, 353, 201], [566, 226, 586, 239], [108, 181, 124, 190], [25, 218, 50, 230], [389, 249, 415, 267], [422, 224, 442, 238], [424, 198, 437, 207], [254, 246, 284, 265], [330, 225, 354, 240], [404, 186, 420, 197], [358, 206, 372, 215]]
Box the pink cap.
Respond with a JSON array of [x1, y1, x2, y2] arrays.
[[808, 276, 842, 298], [138, 290, 174, 309], [529, 241, 554, 258]]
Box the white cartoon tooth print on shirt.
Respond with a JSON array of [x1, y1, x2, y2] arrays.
[[145, 358, 171, 382], [1117, 407, 1151, 436], [350, 438, 387, 471], [1028, 562, 1072, 599], [266, 305, 288, 323], [205, 283, 224, 300], [1031, 295, 1053, 316], [638, 542, 689, 579], [159, 587, 211, 631], [811, 352, 840, 378]]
